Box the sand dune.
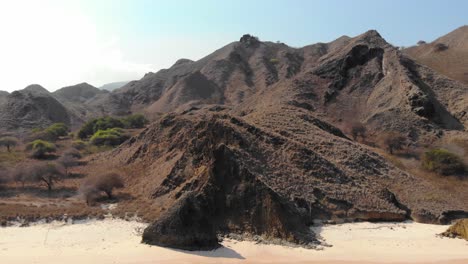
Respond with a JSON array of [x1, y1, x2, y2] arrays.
[[0, 219, 467, 264]]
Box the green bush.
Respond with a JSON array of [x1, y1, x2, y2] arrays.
[[78, 117, 124, 139], [45, 123, 68, 139], [422, 149, 465, 175], [121, 114, 149, 129], [71, 140, 87, 150], [26, 140, 56, 159], [90, 128, 128, 146]]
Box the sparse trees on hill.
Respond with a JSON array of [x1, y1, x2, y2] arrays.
[[349, 122, 367, 141], [81, 172, 124, 204], [379, 132, 406, 154], [90, 128, 129, 146], [26, 140, 56, 159], [417, 40, 426, 45], [57, 155, 78, 176], [0, 136, 19, 152], [8, 162, 66, 191], [78, 115, 148, 139], [422, 149, 465, 176], [121, 114, 149, 129], [29, 123, 69, 142]]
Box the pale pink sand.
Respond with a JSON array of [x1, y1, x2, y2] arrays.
[[0, 219, 466, 264]]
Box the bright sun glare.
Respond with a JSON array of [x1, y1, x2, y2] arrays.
[[0, 1, 152, 92]]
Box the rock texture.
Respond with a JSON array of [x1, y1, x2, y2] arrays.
[[2, 28, 468, 249], [96, 106, 467, 250], [0, 85, 70, 131]]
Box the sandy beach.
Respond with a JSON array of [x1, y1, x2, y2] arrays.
[[0, 219, 466, 264]]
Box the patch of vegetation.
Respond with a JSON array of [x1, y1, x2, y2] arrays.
[[269, 58, 280, 64], [71, 140, 87, 150], [80, 172, 125, 204], [45, 123, 68, 139], [121, 114, 149, 129], [26, 140, 56, 159], [379, 131, 406, 154], [0, 136, 19, 152], [422, 148, 465, 176], [78, 117, 125, 139], [29, 123, 69, 142], [90, 128, 129, 146]]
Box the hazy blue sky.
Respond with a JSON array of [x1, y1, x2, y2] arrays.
[[0, 0, 466, 92]]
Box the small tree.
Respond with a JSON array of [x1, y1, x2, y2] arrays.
[[422, 149, 465, 176], [380, 132, 406, 154], [44, 123, 69, 141], [417, 40, 426, 45], [26, 140, 56, 159], [81, 172, 124, 203], [31, 162, 66, 192], [57, 155, 78, 176], [90, 128, 128, 146], [349, 122, 367, 141], [0, 136, 19, 152]]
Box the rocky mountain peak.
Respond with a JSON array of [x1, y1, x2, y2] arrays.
[[21, 84, 49, 94], [239, 34, 260, 47]]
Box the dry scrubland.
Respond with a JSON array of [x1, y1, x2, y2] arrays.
[[0, 27, 467, 252]]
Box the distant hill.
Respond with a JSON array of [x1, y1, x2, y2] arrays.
[[99, 81, 130, 91], [404, 25, 468, 85]]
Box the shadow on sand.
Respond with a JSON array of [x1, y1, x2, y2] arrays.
[[169, 245, 245, 260]]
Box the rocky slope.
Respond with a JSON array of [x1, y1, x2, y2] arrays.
[[0, 85, 71, 132], [99, 81, 130, 91], [2, 28, 468, 249], [404, 25, 468, 85], [80, 29, 468, 250], [52, 83, 108, 129], [95, 107, 467, 250], [92, 31, 467, 145]]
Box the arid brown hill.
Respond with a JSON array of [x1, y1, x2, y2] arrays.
[[0, 85, 70, 131], [92, 31, 467, 145], [92, 106, 467, 250], [405, 25, 468, 85], [52, 83, 108, 129], [1, 30, 467, 141]]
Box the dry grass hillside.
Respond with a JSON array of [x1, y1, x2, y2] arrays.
[[405, 25, 468, 85]]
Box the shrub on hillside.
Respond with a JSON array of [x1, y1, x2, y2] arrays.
[[57, 149, 81, 175], [71, 140, 87, 150], [379, 131, 406, 154], [90, 128, 128, 146], [0, 136, 19, 152], [29, 123, 69, 142], [45, 123, 68, 139], [433, 43, 448, 52], [26, 140, 56, 159], [80, 172, 124, 204], [78, 117, 125, 139], [10, 162, 65, 191], [422, 149, 465, 176], [345, 122, 367, 141], [121, 114, 149, 129]]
